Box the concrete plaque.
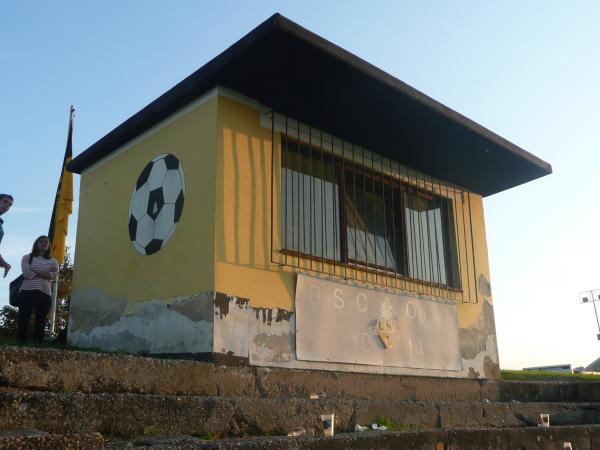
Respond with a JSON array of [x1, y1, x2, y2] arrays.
[[295, 273, 463, 370]]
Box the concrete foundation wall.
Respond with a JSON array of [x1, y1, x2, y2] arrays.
[[215, 292, 499, 379], [68, 289, 214, 354], [68, 288, 498, 380]]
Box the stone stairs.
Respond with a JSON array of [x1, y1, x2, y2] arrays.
[[104, 426, 600, 450], [0, 346, 599, 449]]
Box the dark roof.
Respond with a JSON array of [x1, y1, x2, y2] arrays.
[[68, 13, 552, 196], [586, 356, 600, 372]]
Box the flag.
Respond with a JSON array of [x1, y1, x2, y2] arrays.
[[48, 106, 75, 265]]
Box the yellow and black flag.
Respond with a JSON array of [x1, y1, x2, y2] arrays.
[[48, 106, 75, 265]]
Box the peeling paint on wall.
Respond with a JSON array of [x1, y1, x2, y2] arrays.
[[214, 293, 250, 319], [68, 289, 214, 354], [68, 288, 127, 333], [68, 284, 500, 379], [478, 274, 492, 297], [69, 289, 252, 360], [213, 294, 250, 358], [483, 354, 500, 379], [245, 298, 499, 379], [460, 333, 499, 380], [248, 303, 296, 365], [168, 294, 214, 322], [252, 332, 294, 363], [468, 367, 480, 379], [253, 307, 293, 325], [459, 300, 496, 361], [459, 324, 500, 379]]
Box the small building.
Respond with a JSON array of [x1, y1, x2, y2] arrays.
[[580, 357, 600, 374], [66, 14, 551, 380], [523, 364, 573, 374]]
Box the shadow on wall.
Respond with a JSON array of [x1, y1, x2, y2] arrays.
[[219, 127, 272, 269]]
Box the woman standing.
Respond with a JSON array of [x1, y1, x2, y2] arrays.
[[17, 235, 58, 343]]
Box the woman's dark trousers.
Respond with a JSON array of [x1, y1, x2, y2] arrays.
[[16, 289, 52, 343]]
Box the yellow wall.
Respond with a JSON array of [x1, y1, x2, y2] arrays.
[[456, 193, 493, 329], [215, 96, 296, 309], [73, 97, 218, 302], [214, 95, 494, 317]]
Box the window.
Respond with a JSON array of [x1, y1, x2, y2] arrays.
[[281, 147, 341, 261], [280, 137, 461, 290]]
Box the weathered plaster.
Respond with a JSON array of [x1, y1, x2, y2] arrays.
[[67, 285, 500, 378], [455, 295, 500, 379], [168, 294, 214, 322], [68, 288, 214, 354], [467, 367, 480, 379], [213, 294, 250, 357], [478, 274, 492, 298], [460, 334, 499, 380], [459, 300, 496, 360], [250, 313, 295, 364], [68, 287, 127, 333], [246, 300, 499, 379], [483, 354, 500, 379], [253, 307, 293, 325]]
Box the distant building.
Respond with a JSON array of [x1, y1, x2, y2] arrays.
[[584, 357, 600, 373], [523, 364, 573, 373]]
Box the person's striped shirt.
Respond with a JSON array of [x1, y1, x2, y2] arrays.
[[20, 255, 59, 297]]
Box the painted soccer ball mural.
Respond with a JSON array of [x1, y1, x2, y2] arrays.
[[128, 154, 185, 255]]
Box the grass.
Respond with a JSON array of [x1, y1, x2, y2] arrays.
[[375, 417, 412, 431], [501, 369, 600, 381], [193, 433, 218, 441], [140, 425, 169, 438], [0, 334, 114, 355], [0, 334, 64, 349]]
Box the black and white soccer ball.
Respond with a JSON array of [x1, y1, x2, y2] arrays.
[[128, 153, 185, 255]]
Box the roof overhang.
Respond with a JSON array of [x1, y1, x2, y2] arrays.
[[68, 13, 552, 196]]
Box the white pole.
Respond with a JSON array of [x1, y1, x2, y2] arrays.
[[49, 272, 59, 336]]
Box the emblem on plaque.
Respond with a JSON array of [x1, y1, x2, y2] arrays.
[[375, 298, 396, 349]]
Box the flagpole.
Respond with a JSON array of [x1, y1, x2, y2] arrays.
[[48, 105, 75, 337], [49, 277, 59, 335]]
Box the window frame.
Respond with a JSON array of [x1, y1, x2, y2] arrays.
[[280, 136, 462, 292]]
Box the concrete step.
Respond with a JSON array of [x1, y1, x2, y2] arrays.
[[1, 390, 600, 439], [106, 425, 600, 450], [0, 429, 103, 449], [0, 346, 498, 401], [5, 346, 600, 404], [500, 380, 600, 403]]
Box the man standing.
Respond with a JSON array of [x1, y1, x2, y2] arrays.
[[0, 194, 13, 277]]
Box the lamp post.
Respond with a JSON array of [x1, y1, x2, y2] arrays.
[[578, 290, 600, 340]]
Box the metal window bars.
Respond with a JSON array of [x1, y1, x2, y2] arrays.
[[269, 111, 478, 303]]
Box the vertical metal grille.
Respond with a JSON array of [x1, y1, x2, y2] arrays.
[[269, 112, 479, 303]]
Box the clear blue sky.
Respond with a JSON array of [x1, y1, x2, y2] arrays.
[[1, 1, 599, 369]]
